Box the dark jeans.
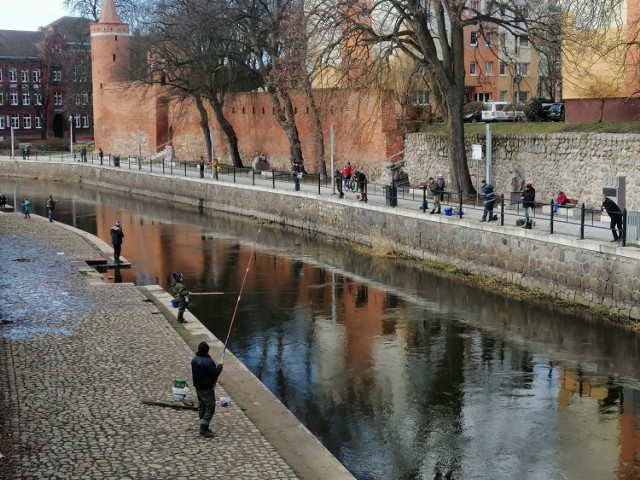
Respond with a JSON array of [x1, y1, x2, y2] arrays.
[[482, 203, 494, 221], [196, 387, 216, 423], [113, 244, 122, 262], [610, 214, 623, 240], [177, 300, 188, 321], [293, 176, 300, 191]]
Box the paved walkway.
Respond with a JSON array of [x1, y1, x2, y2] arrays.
[[0, 213, 353, 479], [0, 153, 627, 245]]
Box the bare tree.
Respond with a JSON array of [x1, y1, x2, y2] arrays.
[[63, 0, 157, 33]]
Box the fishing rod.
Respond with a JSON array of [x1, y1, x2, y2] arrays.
[[220, 224, 262, 363]]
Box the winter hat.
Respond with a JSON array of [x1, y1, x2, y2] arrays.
[[115, 221, 121, 226], [526, 183, 533, 188], [197, 341, 210, 354], [172, 272, 183, 282]]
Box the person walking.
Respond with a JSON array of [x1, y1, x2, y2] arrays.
[[427, 177, 441, 214], [110, 220, 125, 264], [172, 272, 190, 323], [521, 182, 536, 229], [191, 341, 223, 438], [480, 180, 496, 222], [602, 195, 623, 242], [46, 195, 57, 222], [199, 157, 205, 178], [292, 162, 301, 191], [98, 148, 104, 165], [334, 169, 344, 199], [22, 198, 31, 219], [212, 158, 220, 180]]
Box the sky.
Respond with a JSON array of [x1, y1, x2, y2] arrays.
[[1, 1, 70, 31]]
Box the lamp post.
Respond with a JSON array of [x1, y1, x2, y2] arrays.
[[69, 115, 73, 159], [8, 116, 15, 158]]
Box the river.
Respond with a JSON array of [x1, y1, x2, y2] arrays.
[[3, 178, 640, 480]]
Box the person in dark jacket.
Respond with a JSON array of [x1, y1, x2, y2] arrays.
[[480, 180, 496, 222], [110, 221, 124, 264], [602, 196, 623, 242], [334, 170, 344, 199], [191, 341, 223, 437], [356, 171, 368, 202], [521, 182, 536, 229], [46, 195, 57, 222], [172, 272, 189, 323]]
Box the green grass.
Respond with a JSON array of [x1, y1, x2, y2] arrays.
[[423, 121, 640, 135]]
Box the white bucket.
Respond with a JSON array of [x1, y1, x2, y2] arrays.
[[172, 386, 189, 401]]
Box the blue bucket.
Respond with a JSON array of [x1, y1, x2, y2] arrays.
[[444, 207, 453, 216], [171, 299, 179, 308]]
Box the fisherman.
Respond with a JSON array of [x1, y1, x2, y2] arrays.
[[191, 341, 223, 438], [46, 195, 57, 222], [110, 220, 125, 264], [172, 272, 190, 323]]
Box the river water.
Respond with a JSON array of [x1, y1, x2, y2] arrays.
[[3, 178, 640, 480]]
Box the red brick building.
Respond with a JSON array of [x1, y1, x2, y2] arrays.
[[0, 17, 93, 144]]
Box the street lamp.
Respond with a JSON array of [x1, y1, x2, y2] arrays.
[[8, 116, 15, 159], [69, 115, 73, 159]]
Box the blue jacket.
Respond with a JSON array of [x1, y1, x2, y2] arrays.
[[191, 353, 223, 390], [481, 183, 495, 205]]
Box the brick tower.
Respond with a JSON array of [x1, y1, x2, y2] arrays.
[[90, 0, 130, 151]]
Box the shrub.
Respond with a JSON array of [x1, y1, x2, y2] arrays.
[[526, 98, 544, 121], [464, 101, 484, 114]]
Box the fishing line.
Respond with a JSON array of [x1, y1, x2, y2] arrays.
[[220, 224, 262, 363]]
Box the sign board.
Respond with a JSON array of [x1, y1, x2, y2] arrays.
[[471, 144, 483, 160]]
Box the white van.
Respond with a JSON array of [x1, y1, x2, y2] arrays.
[[481, 102, 525, 122]]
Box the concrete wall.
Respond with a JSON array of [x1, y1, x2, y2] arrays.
[[1, 161, 639, 323], [404, 132, 640, 210]]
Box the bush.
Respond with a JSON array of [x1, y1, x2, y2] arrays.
[[526, 98, 544, 121], [464, 101, 484, 114]]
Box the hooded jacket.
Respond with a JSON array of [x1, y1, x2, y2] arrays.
[[191, 352, 223, 390]]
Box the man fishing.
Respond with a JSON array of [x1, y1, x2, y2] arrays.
[[171, 272, 190, 323], [191, 341, 223, 438]]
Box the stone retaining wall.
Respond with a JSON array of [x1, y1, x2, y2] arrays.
[[404, 132, 640, 210], [1, 161, 638, 323]]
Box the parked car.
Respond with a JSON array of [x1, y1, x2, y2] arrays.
[[547, 103, 565, 121], [481, 102, 525, 122], [463, 110, 482, 123]]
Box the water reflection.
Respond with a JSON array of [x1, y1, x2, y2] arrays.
[[2, 178, 640, 479]]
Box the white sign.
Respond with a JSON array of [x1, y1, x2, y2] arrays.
[[472, 144, 483, 160]]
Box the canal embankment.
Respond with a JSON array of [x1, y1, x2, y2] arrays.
[[1, 159, 638, 323]]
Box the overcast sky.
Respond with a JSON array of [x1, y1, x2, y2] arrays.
[[1, 1, 70, 31]]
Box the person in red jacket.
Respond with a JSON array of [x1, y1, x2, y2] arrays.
[[342, 162, 354, 190], [553, 191, 567, 213]]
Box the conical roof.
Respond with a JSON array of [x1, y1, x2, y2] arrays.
[[99, 0, 122, 24]]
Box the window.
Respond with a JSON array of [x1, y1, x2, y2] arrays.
[[82, 115, 89, 128], [517, 63, 529, 76], [499, 90, 507, 101], [0, 116, 4, 129], [22, 92, 30, 105], [518, 92, 529, 103], [0, 91, 3, 105], [9, 68, 17, 82], [34, 116, 42, 129], [54, 91, 62, 106], [415, 91, 429, 105], [485, 31, 494, 46], [485, 61, 493, 76], [0, 68, 3, 81], [470, 0, 480, 10], [74, 114, 81, 128], [21, 70, 29, 82], [35, 93, 42, 105], [75, 93, 89, 105], [10, 91, 18, 105], [470, 31, 478, 46], [516, 36, 529, 48], [470, 62, 478, 76], [499, 62, 507, 76], [74, 64, 87, 82], [11, 114, 19, 128], [23, 115, 31, 129], [474, 92, 491, 101], [53, 70, 62, 82], [32, 70, 41, 83], [499, 33, 507, 47]]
